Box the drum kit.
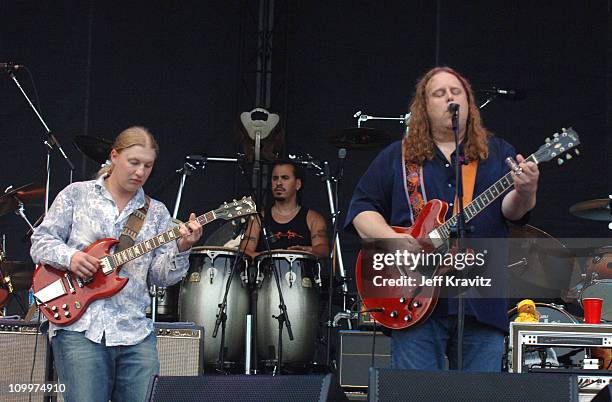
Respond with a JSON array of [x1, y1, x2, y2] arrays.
[[506, 195, 612, 370], [0, 183, 43, 316]]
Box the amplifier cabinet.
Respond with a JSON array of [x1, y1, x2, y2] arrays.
[[155, 323, 204, 376], [338, 330, 390, 389], [0, 320, 51, 402]]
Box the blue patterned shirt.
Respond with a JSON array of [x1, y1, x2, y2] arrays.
[[30, 176, 190, 346]]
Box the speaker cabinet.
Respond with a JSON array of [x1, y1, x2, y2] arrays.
[[0, 320, 52, 402], [155, 323, 204, 376], [338, 330, 390, 389], [369, 368, 578, 402], [146, 374, 348, 402]]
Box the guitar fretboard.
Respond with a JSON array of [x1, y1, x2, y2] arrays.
[[110, 211, 216, 267], [433, 154, 537, 240]]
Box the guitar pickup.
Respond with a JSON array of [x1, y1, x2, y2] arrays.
[[33, 279, 67, 304]]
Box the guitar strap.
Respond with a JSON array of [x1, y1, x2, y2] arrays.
[[116, 196, 151, 253], [404, 159, 478, 218]]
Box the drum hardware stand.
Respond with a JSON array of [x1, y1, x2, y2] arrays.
[[288, 152, 353, 369], [354, 110, 411, 137], [4, 68, 75, 213], [149, 154, 241, 322], [354, 110, 411, 128], [15, 200, 36, 232], [211, 224, 247, 374], [287, 154, 350, 310], [3, 186, 37, 231]]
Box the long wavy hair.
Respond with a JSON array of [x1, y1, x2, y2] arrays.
[[403, 66, 490, 165], [96, 126, 159, 178]]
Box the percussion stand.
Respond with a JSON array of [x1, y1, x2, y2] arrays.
[[262, 229, 294, 376], [324, 151, 347, 368], [5, 69, 75, 212], [250, 213, 294, 375], [288, 153, 352, 368], [288, 154, 351, 313], [150, 155, 240, 322], [212, 224, 247, 373]]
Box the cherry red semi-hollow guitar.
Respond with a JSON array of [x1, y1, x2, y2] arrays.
[[32, 197, 256, 325], [356, 128, 580, 330]]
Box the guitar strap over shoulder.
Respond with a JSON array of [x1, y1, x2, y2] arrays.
[[116, 196, 151, 253], [405, 160, 478, 218]]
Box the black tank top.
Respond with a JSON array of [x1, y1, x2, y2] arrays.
[[256, 206, 311, 251]]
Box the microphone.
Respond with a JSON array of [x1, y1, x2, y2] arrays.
[[480, 87, 526, 100], [0, 63, 24, 72], [447, 102, 460, 113], [337, 148, 346, 180], [261, 225, 278, 245]]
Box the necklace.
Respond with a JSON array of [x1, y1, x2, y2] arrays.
[[273, 205, 301, 217]]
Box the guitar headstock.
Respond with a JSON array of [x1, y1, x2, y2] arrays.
[[533, 127, 580, 165], [215, 196, 258, 221]]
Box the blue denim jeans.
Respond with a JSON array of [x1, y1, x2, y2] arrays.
[[391, 315, 504, 372], [51, 330, 160, 402]]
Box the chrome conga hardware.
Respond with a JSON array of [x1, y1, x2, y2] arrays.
[[254, 250, 321, 369], [179, 246, 250, 370]]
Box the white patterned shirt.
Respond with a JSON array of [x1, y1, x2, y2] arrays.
[[30, 176, 190, 346]]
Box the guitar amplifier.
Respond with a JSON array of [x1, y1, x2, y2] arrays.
[[0, 320, 52, 402], [155, 322, 204, 376], [338, 330, 390, 389]]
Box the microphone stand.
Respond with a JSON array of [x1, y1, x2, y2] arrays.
[[450, 104, 468, 371], [212, 224, 247, 373], [257, 215, 294, 376], [325, 151, 346, 367], [6, 69, 75, 212]]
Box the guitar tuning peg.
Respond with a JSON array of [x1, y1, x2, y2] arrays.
[[240, 218, 246, 223], [566, 153, 572, 160], [553, 133, 559, 137], [557, 158, 564, 165], [562, 127, 567, 132], [575, 149, 580, 156], [545, 137, 551, 143], [231, 220, 237, 226]]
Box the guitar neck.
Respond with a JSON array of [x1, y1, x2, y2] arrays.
[[434, 154, 538, 240], [111, 211, 216, 267]]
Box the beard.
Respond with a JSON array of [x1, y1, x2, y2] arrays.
[[272, 194, 286, 202]]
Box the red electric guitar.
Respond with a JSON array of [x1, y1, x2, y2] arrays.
[[356, 128, 580, 330], [32, 196, 257, 325]]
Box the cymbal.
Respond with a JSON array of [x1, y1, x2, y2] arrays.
[[0, 183, 45, 217], [73, 135, 113, 165], [330, 127, 388, 149], [569, 198, 612, 221], [0, 261, 35, 290], [507, 224, 574, 297]]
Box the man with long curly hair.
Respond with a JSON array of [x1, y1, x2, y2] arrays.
[[345, 67, 539, 371]]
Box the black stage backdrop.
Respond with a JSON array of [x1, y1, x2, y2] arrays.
[[0, 1, 610, 286]]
